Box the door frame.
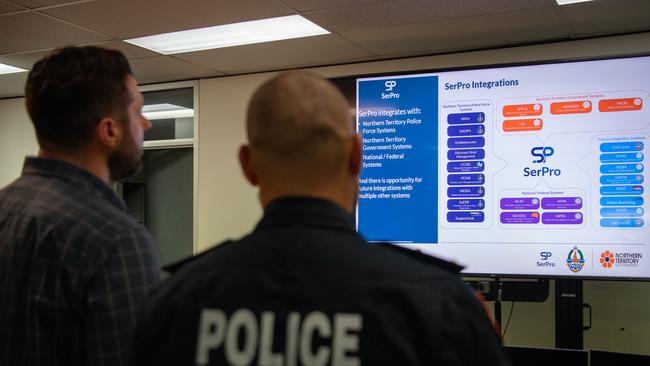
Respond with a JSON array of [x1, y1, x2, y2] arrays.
[[140, 80, 199, 254]]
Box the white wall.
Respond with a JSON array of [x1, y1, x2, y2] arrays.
[[196, 73, 272, 248], [0, 98, 37, 188], [583, 280, 650, 354]]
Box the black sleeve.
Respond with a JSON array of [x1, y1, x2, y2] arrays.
[[436, 279, 512, 366]]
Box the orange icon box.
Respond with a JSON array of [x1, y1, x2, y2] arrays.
[[551, 101, 592, 115], [503, 103, 543, 117], [599, 98, 643, 112], [503, 118, 543, 132]]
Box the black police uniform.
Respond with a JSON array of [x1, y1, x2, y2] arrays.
[[132, 197, 510, 366]]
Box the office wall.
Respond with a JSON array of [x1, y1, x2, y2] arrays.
[[196, 32, 650, 354], [0, 98, 37, 188], [197, 73, 269, 247]]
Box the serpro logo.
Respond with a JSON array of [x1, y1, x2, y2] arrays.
[[537, 251, 555, 268], [566, 246, 586, 273], [525, 146, 561, 177], [382, 80, 399, 99], [600, 250, 615, 269], [531, 146, 555, 163]]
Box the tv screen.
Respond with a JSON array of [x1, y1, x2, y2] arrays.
[[354, 55, 649, 279]]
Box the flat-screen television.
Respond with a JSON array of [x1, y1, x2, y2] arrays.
[[351, 55, 650, 279]]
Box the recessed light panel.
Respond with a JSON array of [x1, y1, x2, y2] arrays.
[[556, 0, 595, 5], [142, 103, 194, 120], [0, 63, 27, 75], [125, 15, 330, 55]]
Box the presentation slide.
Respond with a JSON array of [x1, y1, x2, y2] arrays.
[[356, 56, 650, 278]]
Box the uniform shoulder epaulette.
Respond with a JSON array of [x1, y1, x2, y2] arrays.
[[163, 240, 235, 274], [376, 242, 464, 273]]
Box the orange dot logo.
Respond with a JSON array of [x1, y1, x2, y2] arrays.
[[600, 250, 615, 269]]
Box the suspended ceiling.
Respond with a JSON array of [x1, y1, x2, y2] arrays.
[[1, 0, 649, 98]]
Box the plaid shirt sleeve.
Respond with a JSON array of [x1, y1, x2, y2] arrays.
[[85, 225, 161, 366]]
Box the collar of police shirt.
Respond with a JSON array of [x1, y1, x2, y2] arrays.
[[164, 196, 462, 274]]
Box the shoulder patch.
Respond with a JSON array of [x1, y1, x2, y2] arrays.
[[163, 240, 234, 274], [376, 243, 464, 273]]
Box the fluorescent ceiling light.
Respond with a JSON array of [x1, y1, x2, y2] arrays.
[[556, 0, 594, 5], [125, 15, 329, 55], [0, 63, 27, 75], [142, 103, 194, 120]]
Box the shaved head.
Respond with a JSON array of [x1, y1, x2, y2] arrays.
[[242, 71, 361, 210], [247, 71, 353, 177]]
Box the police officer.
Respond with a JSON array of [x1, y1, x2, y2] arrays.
[[131, 71, 510, 366]]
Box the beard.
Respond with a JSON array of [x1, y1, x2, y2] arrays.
[[108, 130, 143, 182]]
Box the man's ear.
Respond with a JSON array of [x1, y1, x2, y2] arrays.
[[349, 133, 362, 176], [239, 144, 259, 186], [96, 117, 123, 150]]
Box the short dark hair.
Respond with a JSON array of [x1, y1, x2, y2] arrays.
[[25, 46, 133, 151]]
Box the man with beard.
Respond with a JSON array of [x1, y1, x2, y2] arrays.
[[131, 71, 509, 366], [0, 46, 161, 366]]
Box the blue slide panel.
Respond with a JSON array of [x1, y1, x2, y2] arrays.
[[600, 196, 644, 206], [601, 218, 644, 228], [448, 173, 485, 185], [447, 136, 485, 149], [448, 149, 485, 161], [600, 163, 644, 174], [600, 174, 644, 185], [448, 112, 485, 125], [357, 76, 439, 243], [447, 211, 485, 223], [447, 199, 485, 210], [447, 186, 485, 198], [447, 161, 485, 173], [447, 124, 485, 137], [600, 141, 644, 153], [600, 152, 644, 163], [600, 185, 644, 195], [600, 207, 644, 217]]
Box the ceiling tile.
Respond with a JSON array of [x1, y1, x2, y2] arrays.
[[0, 49, 50, 69], [129, 56, 224, 84], [341, 6, 569, 57], [9, 0, 90, 9], [0, 1, 25, 14], [174, 34, 375, 74], [42, 0, 294, 39], [305, 0, 551, 33], [277, 0, 386, 12], [87, 40, 160, 59], [0, 71, 28, 98], [0, 42, 158, 71], [0, 12, 110, 54], [560, 0, 650, 37]]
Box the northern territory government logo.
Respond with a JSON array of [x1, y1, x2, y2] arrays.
[[567, 246, 586, 273], [599, 250, 642, 269], [600, 250, 615, 269]]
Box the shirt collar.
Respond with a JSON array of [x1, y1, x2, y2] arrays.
[[255, 196, 355, 233], [21, 157, 125, 211]]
